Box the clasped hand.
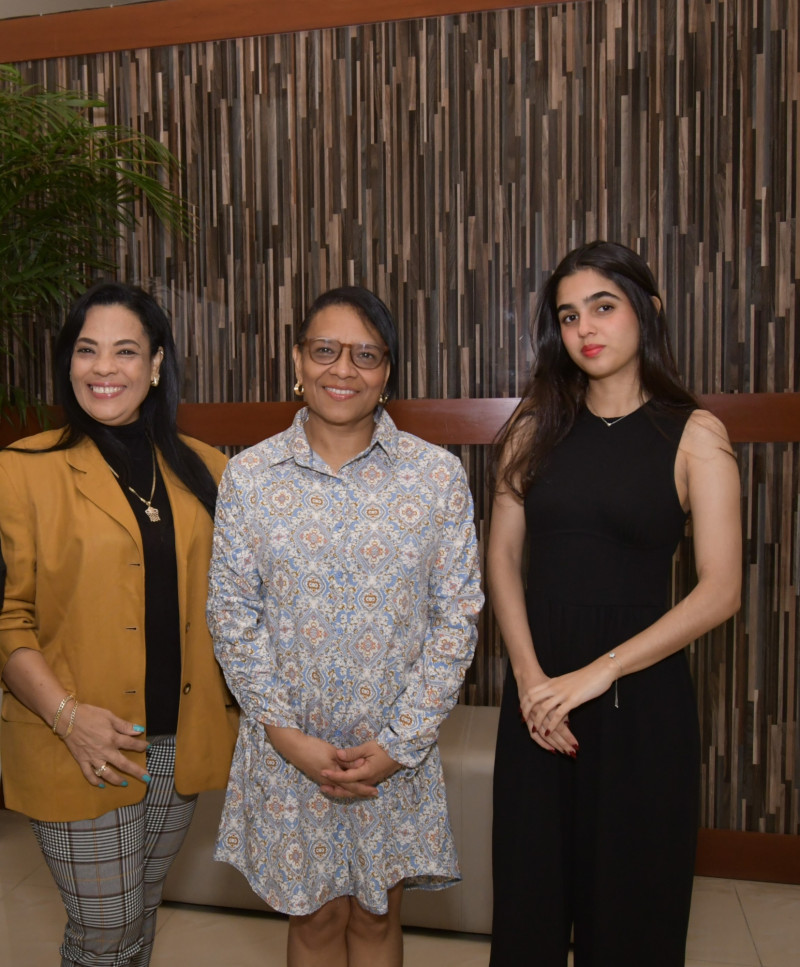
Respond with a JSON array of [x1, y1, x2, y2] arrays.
[[266, 726, 400, 799], [520, 660, 616, 756]]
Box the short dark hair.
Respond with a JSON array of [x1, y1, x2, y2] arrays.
[[297, 286, 399, 401]]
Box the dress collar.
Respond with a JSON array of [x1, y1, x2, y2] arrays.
[[286, 406, 399, 471]]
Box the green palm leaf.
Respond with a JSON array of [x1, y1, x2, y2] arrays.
[[0, 64, 194, 419]]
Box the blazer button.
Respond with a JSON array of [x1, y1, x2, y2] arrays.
[[182, 683, 192, 694]]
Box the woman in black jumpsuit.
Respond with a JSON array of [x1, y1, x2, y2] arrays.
[[489, 242, 741, 966]]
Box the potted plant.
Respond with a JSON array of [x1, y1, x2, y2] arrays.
[[0, 64, 192, 423]]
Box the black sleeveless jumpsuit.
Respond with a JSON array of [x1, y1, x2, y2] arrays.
[[491, 403, 699, 967]]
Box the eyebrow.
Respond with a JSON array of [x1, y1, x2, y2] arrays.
[[75, 336, 143, 347], [557, 290, 621, 312]]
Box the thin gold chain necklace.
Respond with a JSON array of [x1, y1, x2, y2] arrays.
[[107, 443, 161, 523]]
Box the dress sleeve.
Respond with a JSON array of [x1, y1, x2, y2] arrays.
[[376, 459, 483, 767], [0, 458, 41, 670], [207, 463, 299, 729]]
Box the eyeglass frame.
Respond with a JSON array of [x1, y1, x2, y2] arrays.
[[297, 337, 390, 371]]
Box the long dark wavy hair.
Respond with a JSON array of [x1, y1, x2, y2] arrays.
[[296, 285, 399, 401], [493, 241, 698, 499], [17, 282, 219, 518]]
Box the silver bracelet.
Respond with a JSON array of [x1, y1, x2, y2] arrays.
[[608, 652, 623, 709]]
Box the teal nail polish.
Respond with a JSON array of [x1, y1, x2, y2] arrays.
[[121, 780, 128, 787], [132, 725, 145, 733], [98, 783, 105, 789], [142, 773, 151, 783]]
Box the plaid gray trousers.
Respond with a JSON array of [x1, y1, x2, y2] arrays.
[[31, 734, 196, 967]]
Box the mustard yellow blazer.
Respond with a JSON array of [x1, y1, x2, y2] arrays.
[[0, 430, 238, 821]]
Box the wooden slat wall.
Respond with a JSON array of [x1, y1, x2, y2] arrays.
[[5, 0, 799, 835]]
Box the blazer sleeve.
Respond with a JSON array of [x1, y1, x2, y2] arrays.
[[0, 537, 6, 610], [0, 456, 41, 670]]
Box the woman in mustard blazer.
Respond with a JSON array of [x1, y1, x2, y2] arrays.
[[0, 282, 237, 967]]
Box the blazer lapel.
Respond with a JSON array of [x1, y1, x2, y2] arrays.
[[66, 439, 144, 555]]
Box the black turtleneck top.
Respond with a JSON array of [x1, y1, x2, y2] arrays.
[[95, 419, 181, 735]]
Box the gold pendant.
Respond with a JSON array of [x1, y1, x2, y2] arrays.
[[145, 505, 161, 523]]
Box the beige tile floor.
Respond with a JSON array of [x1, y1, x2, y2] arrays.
[[1, 807, 798, 966]]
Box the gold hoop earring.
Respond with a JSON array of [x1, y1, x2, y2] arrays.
[[293, 381, 304, 396], [151, 374, 160, 387], [379, 392, 389, 406]]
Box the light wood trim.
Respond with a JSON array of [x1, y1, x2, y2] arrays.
[[0, 0, 553, 63], [175, 394, 800, 445], [1, 394, 799, 448]]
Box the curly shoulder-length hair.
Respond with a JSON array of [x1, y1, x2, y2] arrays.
[[493, 241, 697, 499]]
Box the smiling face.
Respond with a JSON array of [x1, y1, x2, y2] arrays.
[[556, 268, 642, 386], [69, 303, 163, 426], [292, 303, 391, 435]]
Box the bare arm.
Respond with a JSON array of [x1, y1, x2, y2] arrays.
[[488, 453, 578, 755], [2, 648, 148, 787], [526, 410, 742, 734]]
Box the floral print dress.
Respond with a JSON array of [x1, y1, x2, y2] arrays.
[[208, 409, 483, 915]]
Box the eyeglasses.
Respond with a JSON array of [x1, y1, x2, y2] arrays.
[[299, 338, 389, 370]]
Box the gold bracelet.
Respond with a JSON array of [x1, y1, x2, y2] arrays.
[[61, 699, 80, 739], [52, 693, 76, 734]]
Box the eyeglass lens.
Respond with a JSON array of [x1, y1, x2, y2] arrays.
[[305, 339, 387, 370]]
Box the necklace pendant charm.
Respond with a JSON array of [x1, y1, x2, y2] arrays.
[[145, 505, 161, 523]]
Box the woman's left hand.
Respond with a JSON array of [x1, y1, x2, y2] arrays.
[[523, 658, 616, 737], [320, 741, 401, 798]]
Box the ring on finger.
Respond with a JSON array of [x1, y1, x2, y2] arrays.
[[94, 763, 108, 777]]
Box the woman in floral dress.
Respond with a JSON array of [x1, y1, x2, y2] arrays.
[[208, 286, 483, 966]]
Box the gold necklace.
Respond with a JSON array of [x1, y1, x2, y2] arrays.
[[107, 444, 161, 523]]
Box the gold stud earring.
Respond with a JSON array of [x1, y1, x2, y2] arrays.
[[151, 373, 160, 387], [379, 392, 389, 405], [293, 381, 304, 396]]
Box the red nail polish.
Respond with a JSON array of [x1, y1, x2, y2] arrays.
[[544, 729, 551, 737], [531, 725, 537, 733]]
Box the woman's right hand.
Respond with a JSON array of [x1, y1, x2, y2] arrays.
[[62, 703, 149, 787], [265, 725, 375, 798], [518, 678, 579, 757]]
